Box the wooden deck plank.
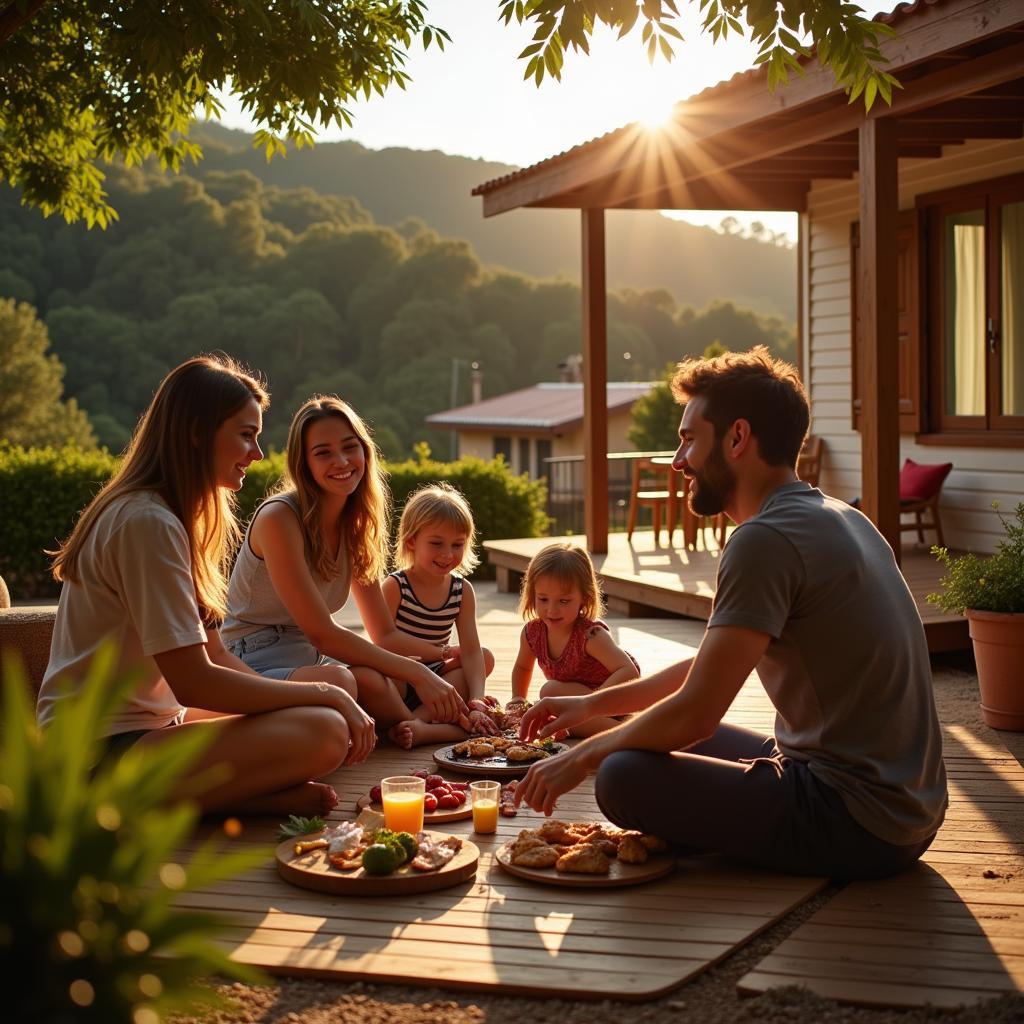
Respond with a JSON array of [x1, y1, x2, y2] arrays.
[[739, 725, 1024, 1008], [173, 588, 825, 1001]]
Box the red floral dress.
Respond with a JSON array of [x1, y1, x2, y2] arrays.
[[525, 618, 640, 691]]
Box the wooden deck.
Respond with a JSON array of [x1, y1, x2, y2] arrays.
[[739, 710, 1024, 1007], [484, 529, 970, 653], [177, 595, 827, 1000]]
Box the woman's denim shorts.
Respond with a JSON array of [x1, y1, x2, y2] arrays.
[[227, 625, 342, 680]]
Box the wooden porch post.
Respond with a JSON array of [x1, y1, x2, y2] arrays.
[[581, 208, 609, 554], [857, 118, 901, 563]]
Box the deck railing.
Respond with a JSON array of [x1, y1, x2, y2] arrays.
[[541, 451, 675, 536]]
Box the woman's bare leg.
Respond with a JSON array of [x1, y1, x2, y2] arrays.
[[539, 679, 620, 737], [350, 666, 411, 729], [136, 705, 350, 816], [287, 663, 357, 698]]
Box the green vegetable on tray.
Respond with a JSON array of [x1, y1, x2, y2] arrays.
[[277, 814, 327, 840]]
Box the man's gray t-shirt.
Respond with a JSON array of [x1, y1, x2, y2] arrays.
[[708, 481, 947, 845]]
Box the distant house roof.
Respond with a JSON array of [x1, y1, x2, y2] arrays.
[[425, 382, 654, 433]]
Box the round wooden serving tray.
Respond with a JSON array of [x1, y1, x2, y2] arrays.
[[276, 830, 479, 896], [495, 840, 676, 888], [433, 741, 567, 777], [354, 793, 471, 825]]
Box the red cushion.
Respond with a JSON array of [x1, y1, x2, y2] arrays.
[[898, 459, 952, 503]]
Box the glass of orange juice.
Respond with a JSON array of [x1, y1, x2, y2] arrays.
[[470, 780, 500, 834], [381, 776, 426, 834]]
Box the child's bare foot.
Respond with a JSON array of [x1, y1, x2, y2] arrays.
[[388, 719, 429, 749], [225, 781, 338, 818]]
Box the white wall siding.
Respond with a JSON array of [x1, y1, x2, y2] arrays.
[[806, 139, 1024, 553]]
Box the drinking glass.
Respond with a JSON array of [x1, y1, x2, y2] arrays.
[[470, 780, 500, 834], [381, 776, 426, 834]]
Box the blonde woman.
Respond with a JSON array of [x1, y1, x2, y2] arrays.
[[40, 355, 373, 817], [380, 483, 495, 748], [223, 397, 468, 735]]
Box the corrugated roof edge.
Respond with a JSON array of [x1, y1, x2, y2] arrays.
[[471, 0, 943, 196]]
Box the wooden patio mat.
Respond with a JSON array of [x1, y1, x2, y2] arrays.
[[176, 599, 828, 1000], [738, 716, 1024, 1008]]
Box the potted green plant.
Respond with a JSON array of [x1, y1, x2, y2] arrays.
[[929, 502, 1024, 730]]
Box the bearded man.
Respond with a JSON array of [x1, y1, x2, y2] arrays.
[[515, 346, 946, 879]]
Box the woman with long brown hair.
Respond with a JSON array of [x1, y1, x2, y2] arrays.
[[222, 396, 468, 731], [40, 355, 374, 816]]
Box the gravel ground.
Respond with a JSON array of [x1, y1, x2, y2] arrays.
[[174, 655, 1024, 1024]]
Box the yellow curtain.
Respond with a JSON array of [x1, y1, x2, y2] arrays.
[[952, 222, 985, 416], [1002, 202, 1024, 416]]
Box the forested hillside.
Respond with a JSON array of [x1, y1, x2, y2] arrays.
[[0, 156, 795, 456], [192, 124, 797, 320]]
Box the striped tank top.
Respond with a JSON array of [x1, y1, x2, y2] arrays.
[[389, 569, 463, 673]]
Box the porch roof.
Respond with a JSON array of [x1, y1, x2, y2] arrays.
[[472, 0, 1024, 216]]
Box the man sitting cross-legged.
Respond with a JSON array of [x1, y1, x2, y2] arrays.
[[515, 346, 947, 880]]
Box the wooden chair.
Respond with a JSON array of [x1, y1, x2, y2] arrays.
[[626, 457, 679, 544], [900, 492, 946, 547], [898, 459, 952, 547], [797, 435, 823, 486]]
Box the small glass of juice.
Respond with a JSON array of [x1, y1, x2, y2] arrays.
[[470, 780, 500, 834], [381, 776, 426, 834]]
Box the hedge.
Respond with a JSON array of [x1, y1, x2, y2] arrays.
[[0, 444, 118, 599], [0, 445, 549, 598]]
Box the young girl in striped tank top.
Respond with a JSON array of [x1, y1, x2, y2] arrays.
[[382, 483, 495, 748]]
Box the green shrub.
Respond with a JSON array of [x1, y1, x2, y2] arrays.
[[928, 502, 1024, 615], [0, 443, 117, 599], [0, 643, 268, 1023], [1, 445, 548, 596], [232, 450, 550, 576], [235, 449, 287, 523], [386, 454, 550, 575]]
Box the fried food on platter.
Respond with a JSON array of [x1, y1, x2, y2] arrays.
[[328, 852, 364, 871], [616, 834, 649, 864], [512, 843, 559, 868], [452, 738, 498, 758], [509, 830, 549, 857], [505, 744, 549, 763], [536, 819, 576, 844], [556, 843, 610, 875], [411, 834, 463, 872]]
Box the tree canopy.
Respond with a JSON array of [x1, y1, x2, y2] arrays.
[[0, 164, 795, 455], [1, 0, 896, 225], [0, 298, 96, 449]]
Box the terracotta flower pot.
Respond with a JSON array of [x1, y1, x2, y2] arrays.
[[967, 609, 1024, 730]]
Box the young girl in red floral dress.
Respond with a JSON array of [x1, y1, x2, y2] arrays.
[[511, 542, 640, 737]]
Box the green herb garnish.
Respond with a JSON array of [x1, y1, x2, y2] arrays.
[[277, 814, 327, 840]]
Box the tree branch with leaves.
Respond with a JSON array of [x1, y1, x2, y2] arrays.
[[1, 0, 898, 227]]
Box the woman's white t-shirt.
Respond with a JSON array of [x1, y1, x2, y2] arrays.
[[37, 491, 208, 735]]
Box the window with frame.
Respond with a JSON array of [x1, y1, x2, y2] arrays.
[[850, 171, 1024, 444], [517, 436, 531, 476], [492, 436, 512, 463], [922, 173, 1024, 436]]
